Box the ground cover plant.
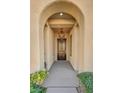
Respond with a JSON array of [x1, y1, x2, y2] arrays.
[[30, 70, 47, 93], [78, 72, 93, 93]]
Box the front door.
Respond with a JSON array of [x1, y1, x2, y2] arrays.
[[57, 39, 66, 60]]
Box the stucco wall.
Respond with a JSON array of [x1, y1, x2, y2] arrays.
[[44, 24, 54, 70], [30, 0, 93, 73]]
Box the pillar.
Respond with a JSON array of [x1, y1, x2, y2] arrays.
[[44, 23, 54, 70], [73, 23, 79, 71]]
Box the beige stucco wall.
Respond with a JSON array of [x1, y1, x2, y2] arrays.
[[68, 23, 79, 71], [30, 0, 93, 73], [44, 24, 55, 70]]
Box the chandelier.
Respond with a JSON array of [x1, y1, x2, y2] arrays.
[[58, 28, 65, 41]]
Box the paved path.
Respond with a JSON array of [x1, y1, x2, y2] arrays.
[[42, 61, 80, 93]]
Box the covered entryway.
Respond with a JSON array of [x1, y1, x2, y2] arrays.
[[30, 0, 93, 73], [30, 0, 93, 92], [43, 11, 81, 71]]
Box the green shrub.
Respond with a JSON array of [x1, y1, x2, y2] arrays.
[[78, 72, 93, 93], [30, 70, 47, 93]]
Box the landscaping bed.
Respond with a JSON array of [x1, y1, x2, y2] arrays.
[[78, 72, 93, 93], [30, 70, 47, 93]]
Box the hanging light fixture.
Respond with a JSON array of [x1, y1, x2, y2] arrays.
[[58, 28, 65, 41]]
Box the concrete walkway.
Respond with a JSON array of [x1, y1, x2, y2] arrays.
[[42, 61, 81, 93]]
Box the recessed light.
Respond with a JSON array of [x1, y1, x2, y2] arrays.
[[60, 12, 63, 16]]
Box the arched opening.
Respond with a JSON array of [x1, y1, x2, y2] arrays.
[[39, 1, 84, 72], [47, 12, 76, 61]]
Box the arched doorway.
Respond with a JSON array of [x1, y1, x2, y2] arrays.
[[40, 1, 84, 72], [45, 12, 76, 61], [30, 0, 93, 73]]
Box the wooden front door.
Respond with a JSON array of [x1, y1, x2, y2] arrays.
[[57, 39, 66, 60]]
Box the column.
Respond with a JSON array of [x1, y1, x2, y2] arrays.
[[73, 23, 79, 72], [45, 23, 54, 70]]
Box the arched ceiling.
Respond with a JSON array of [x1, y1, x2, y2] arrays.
[[40, 0, 84, 32], [49, 12, 75, 19], [48, 12, 76, 32]]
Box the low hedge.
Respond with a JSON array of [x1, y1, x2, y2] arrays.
[[78, 72, 93, 93], [30, 70, 47, 93]]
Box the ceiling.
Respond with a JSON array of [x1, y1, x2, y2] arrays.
[[48, 12, 76, 32], [49, 12, 75, 19]]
